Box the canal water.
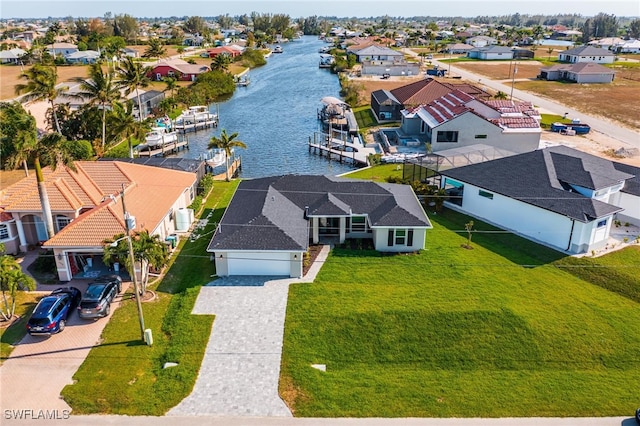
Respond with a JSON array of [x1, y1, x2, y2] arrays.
[[178, 36, 357, 178]]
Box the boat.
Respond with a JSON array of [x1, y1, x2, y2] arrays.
[[319, 54, 335, 68], [550, 121, 591, 135], [137, 127, 179, 150], [272, 45, 283, 54], [203, 148, 227, 168], [235, 74, 250, 87], [174, 105, 218, 131]]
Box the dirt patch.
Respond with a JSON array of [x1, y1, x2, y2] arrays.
[[349, 74, 424, 106], [456, 61, 543, 80], [303, 244, 324, 277], [541, 129, 640, 167], [0, 64, 90, 101]]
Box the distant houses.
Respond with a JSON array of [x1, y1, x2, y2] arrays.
[[147, 58, 211, 81], [467, 46, 515, 60], [539, 63, 615, 84]]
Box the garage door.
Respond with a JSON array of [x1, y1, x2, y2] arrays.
[[227, 252, 291, 276]]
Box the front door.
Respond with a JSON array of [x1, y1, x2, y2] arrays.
[[318, 217, 340, 236]]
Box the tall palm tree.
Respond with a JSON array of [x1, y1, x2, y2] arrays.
[[162, 76, 178, 96], [115, 57, 151, 122], [14, 64, 67, 133], [5, 131, 76, 240], [109, 101, 150, 158], [210, 53, 232, 72], [0, 101, 37, 177], [73, 63, 120, 151], [208, 129, 247, 181]]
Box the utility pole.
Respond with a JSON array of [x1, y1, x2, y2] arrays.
[[510, 62, 517, 101]]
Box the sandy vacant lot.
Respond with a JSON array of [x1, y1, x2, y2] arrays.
[[0, 64, 90, 101]]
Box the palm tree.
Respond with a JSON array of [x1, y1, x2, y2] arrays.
[[162, 76, 178, 96], [143, 38, 166, 58], [494, 91, 508, 100], [210, 53, 232, 72], [208, 129, 247, 181], [5, 131, 77, 239], [0, 254, 36, 321], [14, 64, 67, 133], [73, 63, 120, 151], [547, 47, 555, 61], [0, 101, 37, 177], [109, 101, 150, 158], [115, 57, 151, 122], [103, 230, 168, 295]]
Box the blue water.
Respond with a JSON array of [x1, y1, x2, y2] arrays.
[[178, 36, 356, 178]]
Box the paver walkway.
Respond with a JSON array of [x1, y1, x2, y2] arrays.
[[168, 245, 331, 417]]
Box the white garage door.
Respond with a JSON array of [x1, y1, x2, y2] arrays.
[[227, 252, 291, 276]]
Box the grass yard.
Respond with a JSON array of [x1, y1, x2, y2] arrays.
[[280, 208, 640, 417], [0, 290, 42, 363], [60, 180, 240, 415]]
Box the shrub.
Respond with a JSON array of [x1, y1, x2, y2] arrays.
[[32, 250, 57, 274], [189, 195, 203, 213]]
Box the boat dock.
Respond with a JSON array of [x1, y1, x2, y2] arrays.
[[137, 139, 189, 157], [174, 117, 218, 133], [212, 157, 242, 180], [308, 133, 376, 166]]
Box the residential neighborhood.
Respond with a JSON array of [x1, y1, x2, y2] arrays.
[[0, 4, 639, 425]]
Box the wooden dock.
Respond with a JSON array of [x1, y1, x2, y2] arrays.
[[174, 118, 218, 133], [212, 157, 242, 180], [137, 140, 189, 157], [308, 133, 376, 166]]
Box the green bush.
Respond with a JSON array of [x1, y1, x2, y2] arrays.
[[32, 250, 57, 274], [189, 195, 203, 213]]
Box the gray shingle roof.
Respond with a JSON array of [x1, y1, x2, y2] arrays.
[[207, 175, 431, 251], [561, 45, 615, 57], [441, 146, 632, 222]]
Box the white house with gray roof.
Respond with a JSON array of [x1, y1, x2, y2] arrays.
[[558, 46, 615, 64], [207, 175, 432, 277], [440, 146, 639, 254]]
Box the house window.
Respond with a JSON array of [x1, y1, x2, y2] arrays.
[[420, 121, 427, 134], [478, 190, 494, 199], [55, 216, 71, 232], [351, 216, 366, 232], [597, 219, 607, 228], [0, 224, 9, 240], [436, 131, 459, 143], [475, 134, 487, 139]]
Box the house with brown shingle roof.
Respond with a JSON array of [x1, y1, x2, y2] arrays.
[[370, 78, 491, 122], [1, 161, 197, 281]]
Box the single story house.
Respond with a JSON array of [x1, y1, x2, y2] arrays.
[[617, 39, 640, 54], [122, 47, 140, 58], [207, 175, 432, 277], [0, 48, 26, 64], [558, 45, 615, 64], [370, 78, 490, 122], [466, 36, 497, 47], [467, 45, 515, 60], [352, 44, 404, 63], [588, 37, 625, 50], [64, 50, 100, 64], [446, 43, 474, 54], [440, 146, 640, 254], [400, 90, 541, 154], [0, 161, 197, 281], [47, 42, 78, 57], [131, 90, 165, 119], [148, 58, 211, 82], [206, 46, 242, 59], [539, 62, 615, 84]]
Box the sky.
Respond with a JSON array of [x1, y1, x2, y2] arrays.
[[1, 0, 638, 20]]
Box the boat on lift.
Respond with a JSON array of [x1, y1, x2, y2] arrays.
[[137, 127, 179, 150]]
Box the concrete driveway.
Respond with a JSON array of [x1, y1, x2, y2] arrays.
[[0, 279, 129, 413]]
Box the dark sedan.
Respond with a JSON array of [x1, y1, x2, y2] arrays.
[[27, 287, 81, 335], [78, 275, 122, 319]]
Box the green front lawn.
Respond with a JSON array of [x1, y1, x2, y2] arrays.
[[281, 208, 640, 417], [61, 180, 240, 415], [0, 291, 41, 362]]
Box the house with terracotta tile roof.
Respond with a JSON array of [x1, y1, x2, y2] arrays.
[[0, 161, 197, 281], [370, 78, 491, 122], [400, 90, 541, 154]]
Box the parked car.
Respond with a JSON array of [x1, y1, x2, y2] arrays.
[[635, 407, 640, 425], [26, 287, 81, 335], [78, 275, 122, 319]]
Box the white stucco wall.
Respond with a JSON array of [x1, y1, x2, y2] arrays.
[[428, 113, 540, 154], [559, 54, 615, 64], [611, 192, 640, 226], [444, 180, 613, 254], [372, 227, 427, 252]]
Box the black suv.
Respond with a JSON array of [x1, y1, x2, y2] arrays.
[[78, 275, 122, 319]]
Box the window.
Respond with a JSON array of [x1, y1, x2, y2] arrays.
[[436, 131, 459, 143], [55, 216, 71, 232], [479, 190, 494, 200], [0, 224, 8, 240], [351, 216, 366, 232], [475, 134, 487, 139], [395, 229, 406, 245], [597, 219, 607, 228], [420, 121, 427, 134]]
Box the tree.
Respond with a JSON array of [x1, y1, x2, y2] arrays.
[[208, 129, 246, 181], [0, 254, 36, 321], [143, 38, 166, 58], [73, 63, 120, 151], [464, 220, 474, 249], [494, 91, 508, 100], [109, 101, 150, 158], [115, 57, 151, 121], [184, 16, 207, 35], [103, 230, 169, 295], [210, 53, 232, 72], [112, 14, 139, 43], [628, 18, 640, 39], [162, 76, 177, 96], [0, 102, 37, 176], [5, 132, 77, 239], [14, 64, 67, 133], [547, 47, 555, 60]]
